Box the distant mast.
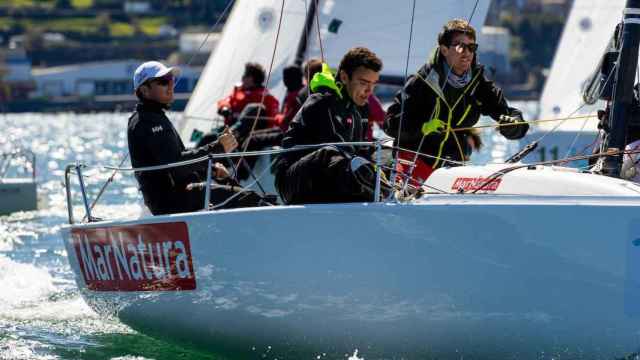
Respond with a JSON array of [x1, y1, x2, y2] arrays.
[[294, 0, 319, 66], [604, 0, 640, 177]]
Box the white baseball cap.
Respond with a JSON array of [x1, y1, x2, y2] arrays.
[[133, 61, 181, 90]]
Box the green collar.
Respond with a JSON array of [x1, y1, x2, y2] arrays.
[[310, 63, 343, 99]]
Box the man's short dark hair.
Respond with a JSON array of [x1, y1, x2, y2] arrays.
[[283, 65, 303, 91], [438, 19, 476, 46], [244, 62, 266, 86], [303, 58, 323, 81], [338, 47, 382, 78]]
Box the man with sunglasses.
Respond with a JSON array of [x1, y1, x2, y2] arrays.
[[385, 19, 529, 185], [128, 61, 267, 215]]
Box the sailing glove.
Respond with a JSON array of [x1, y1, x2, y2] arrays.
[[498, 108, 529, 140]]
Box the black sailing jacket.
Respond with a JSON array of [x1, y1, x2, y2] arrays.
[[385, 48, 529, 167], [127, 100, 224, 214], [276, 86, 370, 170]]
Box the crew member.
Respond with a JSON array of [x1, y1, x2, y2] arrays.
[[127, 61, 267, 215], [385, 19, 529, 184], [275, 47, 391, 204]]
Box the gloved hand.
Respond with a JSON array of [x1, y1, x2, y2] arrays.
[[498, 108, 529, 140]]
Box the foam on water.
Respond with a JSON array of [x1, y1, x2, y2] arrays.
[[0, 256, 56, 311]]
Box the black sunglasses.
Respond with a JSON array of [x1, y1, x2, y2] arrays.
[[450, 42, 479, 53]]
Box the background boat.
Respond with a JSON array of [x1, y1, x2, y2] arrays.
[[0, 149, 37, 215]]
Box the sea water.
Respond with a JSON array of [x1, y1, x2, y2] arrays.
[[0, 112, 217, 360], [0, 110, 529, 360]]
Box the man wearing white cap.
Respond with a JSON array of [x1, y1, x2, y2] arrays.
[[127, 61, 267, 215]]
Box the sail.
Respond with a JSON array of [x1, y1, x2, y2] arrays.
[[306, 0, 491, 79], [181, 0, 492, 143], [538, 0, 625, 131], [180, 0, 308, 141]]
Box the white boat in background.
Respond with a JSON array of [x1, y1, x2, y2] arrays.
[[522, 0, 626, 165], [0, 150, 37, 215], [60, 0, 640, 358]]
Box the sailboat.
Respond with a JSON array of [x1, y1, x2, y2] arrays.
[[0, 149, 37, 215], [60, 0, 640, 358]]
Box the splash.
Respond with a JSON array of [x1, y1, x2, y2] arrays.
[[348, 349, 365, 360], [0, 256, 56, 312]]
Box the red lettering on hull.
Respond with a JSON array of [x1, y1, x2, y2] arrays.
[[71, 222, 196, 292], [452, 177, 502, 192]]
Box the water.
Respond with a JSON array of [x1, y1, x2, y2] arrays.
[[0, 109, 533, 360], [0, 112, 217, 360]]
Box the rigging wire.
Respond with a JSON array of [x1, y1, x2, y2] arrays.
[[174, 0, 236, 90], [518, 11, 624, 159], [83, 1, 236, 220], [467, 147, 640, 194], [389, 0, 417, 192], [314, 0, 325, 63], [562, 62, 618, 159], [398, 0, 482, 196], [233, 0, 287, 184]]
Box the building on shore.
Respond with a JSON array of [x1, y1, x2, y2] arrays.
[[31, 59, 200, 98], [19, 60, 202, 112]]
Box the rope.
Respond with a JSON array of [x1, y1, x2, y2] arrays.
[[314, 0, 325, 62], [102, 141, 378, 172], [232, 0, 286, 179], [389, 0, 417, 188], [452, 114, 597, 132], [467, 148, 640, 194], [87, 1, 236, 220], [398, 0, 481, 195], [173, 0, 235, 90], [211, 155, 279, 209]]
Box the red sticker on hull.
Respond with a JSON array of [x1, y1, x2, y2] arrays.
[[70, 222, 196, 291], [451, 177, 502, 192]]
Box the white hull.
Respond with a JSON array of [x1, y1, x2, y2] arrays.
[[63, 194, 640, 359], [0, 179, 37, 215]]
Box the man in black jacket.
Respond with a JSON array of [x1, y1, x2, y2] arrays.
[[275, 47, 390, 204], [385, 19, 529, 185], [128, 61, 266, 215]]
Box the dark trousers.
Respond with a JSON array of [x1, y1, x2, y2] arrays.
[[275, 146, 371, 205], [145, 185, 271, 215]]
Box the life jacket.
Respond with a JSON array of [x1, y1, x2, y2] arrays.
[[217, 85, 280, 128]]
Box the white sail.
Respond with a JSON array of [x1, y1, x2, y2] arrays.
[[181, 0, 492, 143], [180, 0, 309, 141], [306, 0, 491, 78], [538, 0, 625, 131]]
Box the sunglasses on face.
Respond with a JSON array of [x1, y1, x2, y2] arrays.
[[450, 42, 478, 54], [148, 74, 174, 87]]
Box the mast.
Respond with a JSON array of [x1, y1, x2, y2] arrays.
[[603, 0, 640, 177], [294, 0, 319, 66]]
